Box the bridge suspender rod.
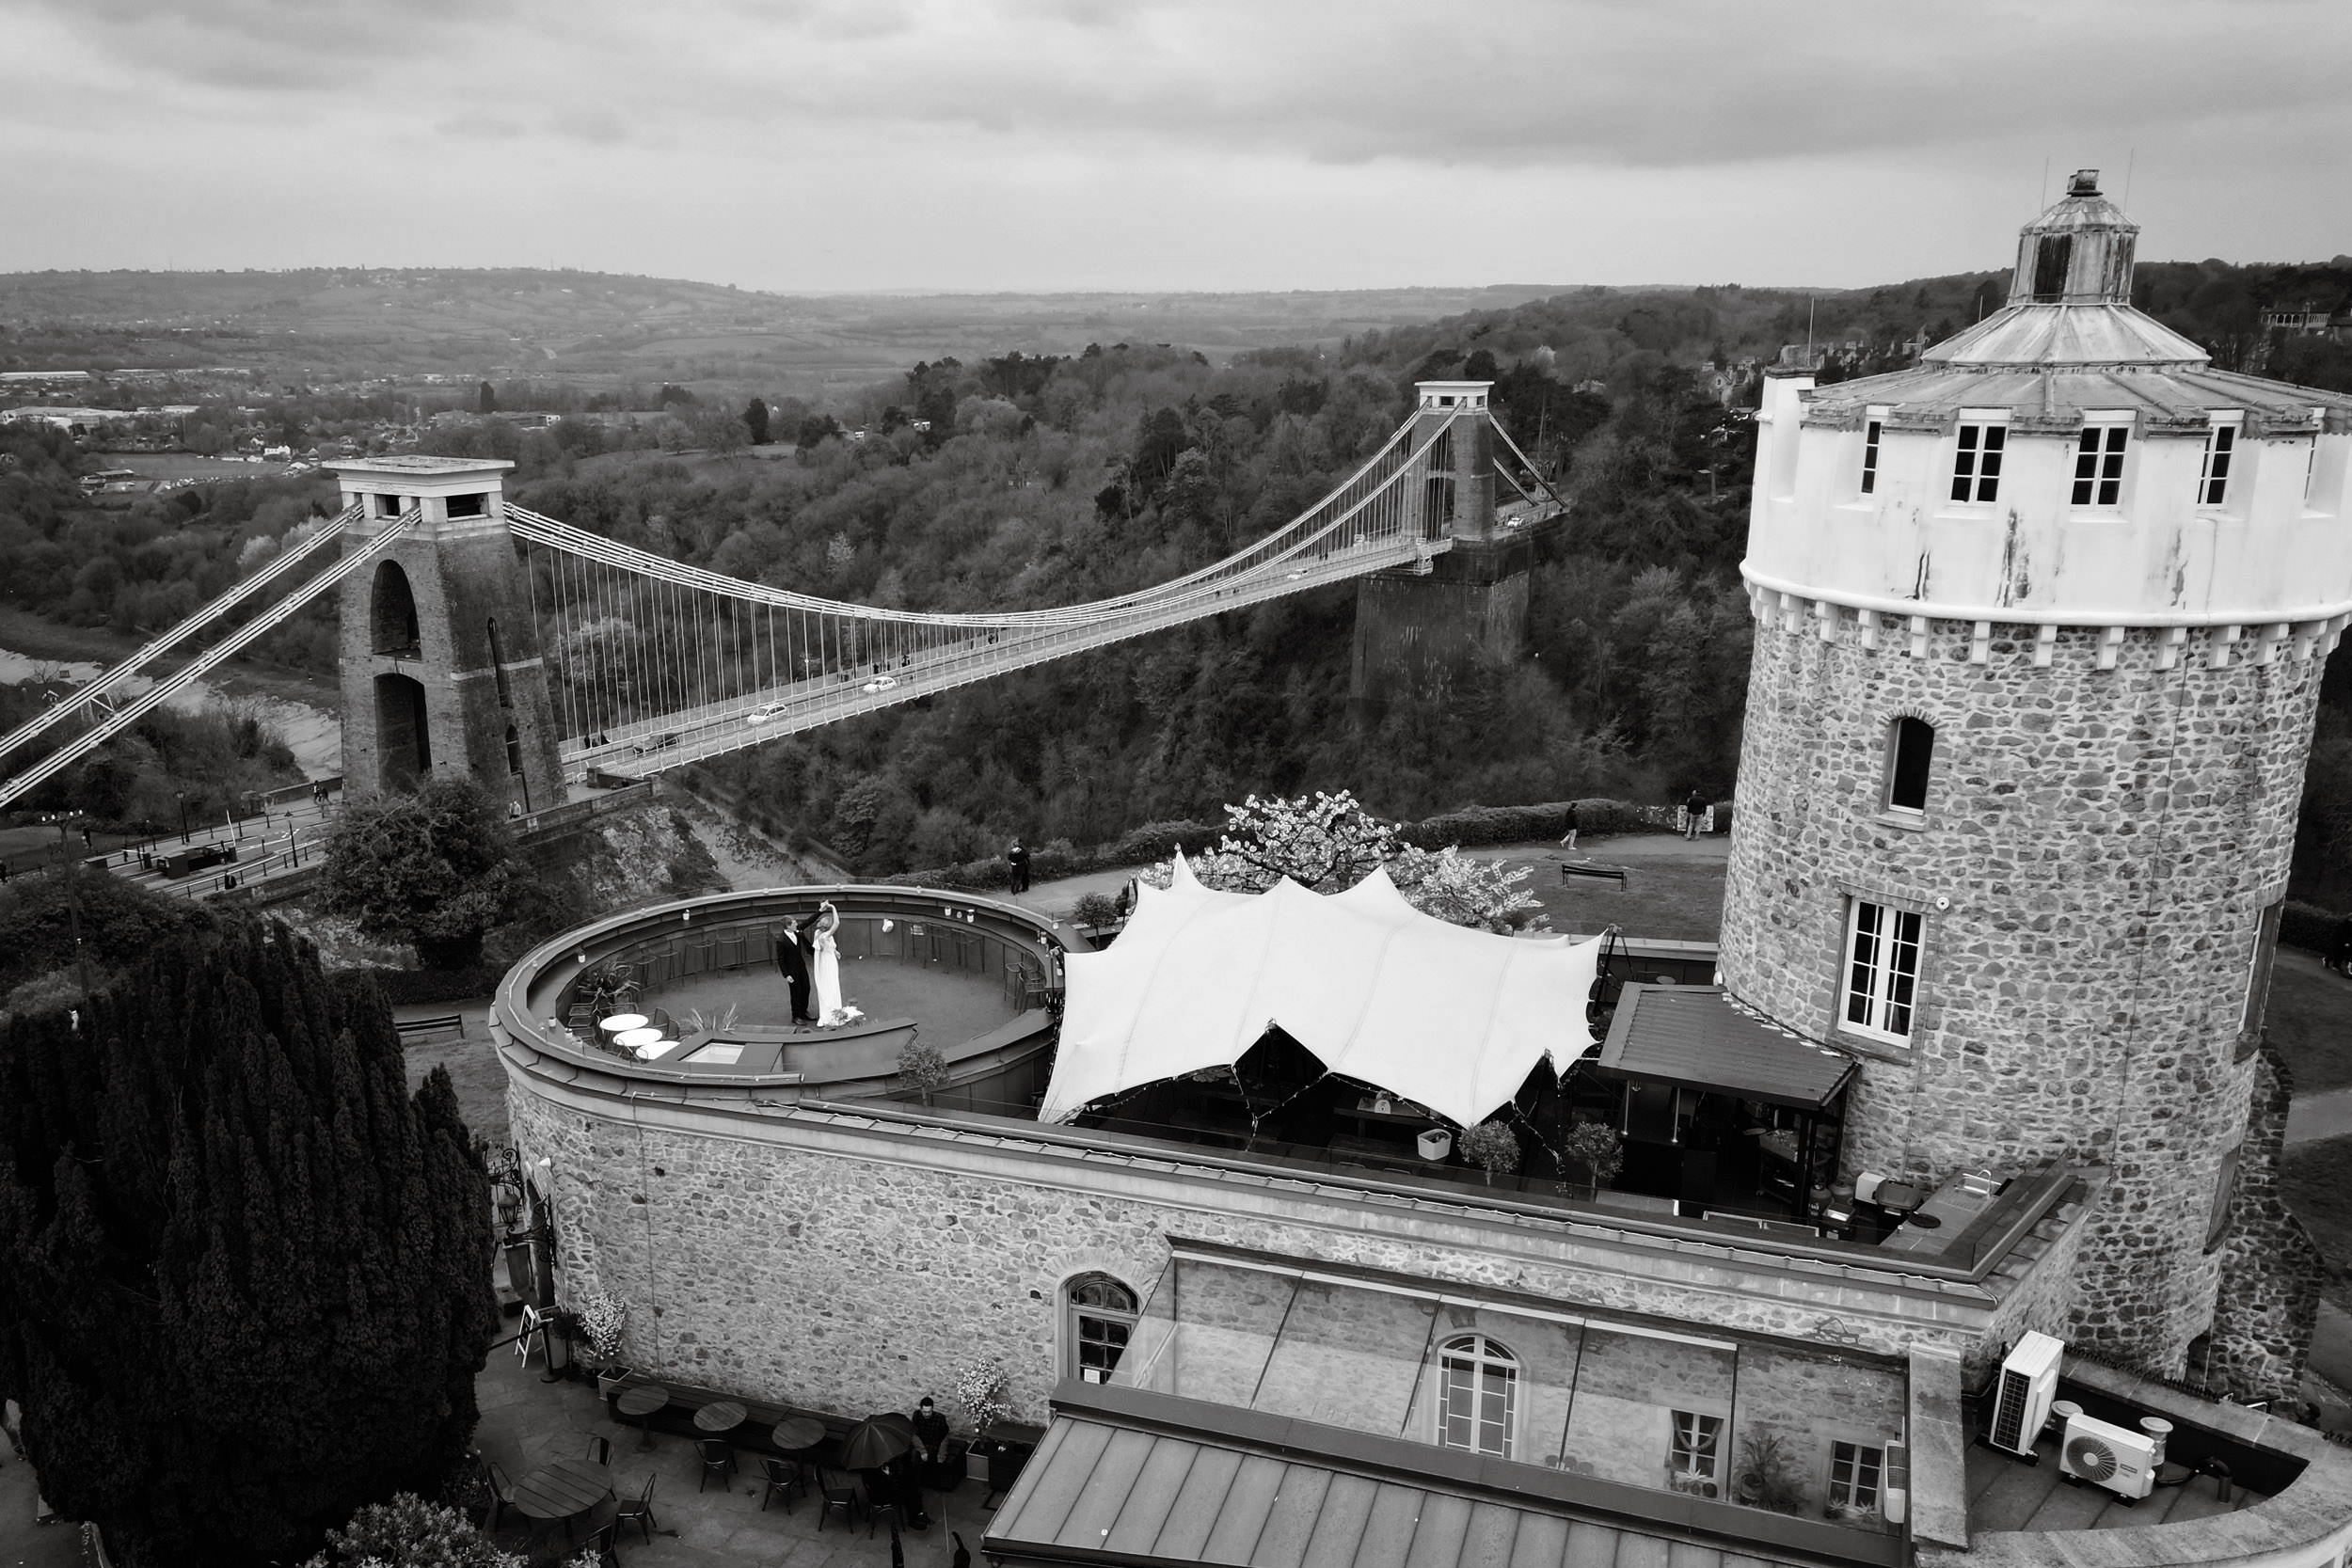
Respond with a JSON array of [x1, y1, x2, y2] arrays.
[[0, 511, 421, 813], [0, 501, 362, 768]]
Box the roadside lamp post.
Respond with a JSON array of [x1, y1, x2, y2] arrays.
[[175, 790, 191, 844]]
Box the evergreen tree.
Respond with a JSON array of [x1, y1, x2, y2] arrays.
[[0, 921, 499, 1568], [743, 396, 771, 445]]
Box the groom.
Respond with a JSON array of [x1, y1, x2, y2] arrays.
[[773, 917, 814, 1022]]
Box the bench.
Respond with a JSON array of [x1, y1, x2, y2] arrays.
[[395, 1014, 469, 1043], [1327, 1132, 1430, 1174], [1559, 860, 1629, 887]]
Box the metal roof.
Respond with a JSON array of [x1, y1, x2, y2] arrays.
[[1804, 358, 2352, 428], [986, 1415, 1830, 1568], [1596, 986, 1857, 1112]]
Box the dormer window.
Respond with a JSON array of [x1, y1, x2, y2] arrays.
[[1951, 422, 2004, 503], [2198, 419, 2238, 507], [1860, 419, 1883, 495], [2072, 423, 2128, 507]]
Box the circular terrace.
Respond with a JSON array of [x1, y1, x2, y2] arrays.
[[490, 884, 1075, 1110]]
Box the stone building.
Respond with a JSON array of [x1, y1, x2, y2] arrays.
[[492, 176, 2352, 1566], [1723, 169, 2349, 1380]]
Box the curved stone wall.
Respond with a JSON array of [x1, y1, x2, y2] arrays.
[[1719, 612, 2325, 1371]]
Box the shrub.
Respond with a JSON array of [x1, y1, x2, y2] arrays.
[[898, 1039, 950, 1098], [2281, 899, 2341, 955], [1072, 891, 1123, 927], [1561, 1120, 1624, 1187], [301, 1493, 521, 1568], [366, 963, 506, 1006], [1457, 1119, 1523, 1179]]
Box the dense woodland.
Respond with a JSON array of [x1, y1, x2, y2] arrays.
[[7, 259, 2352, 890]]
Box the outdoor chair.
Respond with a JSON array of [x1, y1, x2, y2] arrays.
[[816, 1469, 862, 1531], [696, 1437, 738, 1493], [615, 1472, 659, 1544], [863, 1470, 903, 1539], [759, 1456, 799, 1513], [483, 1458, 516, 1537], [580, 1520, 621, 1568], [583, 1433, 612, 1468]]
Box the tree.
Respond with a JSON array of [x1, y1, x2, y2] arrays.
[[0, 922, 499, 1568], [320, 775, 532, 968], [743, 397, 771, 445], [1147, 791, 1545, 933], [476, 380, 496, 415]]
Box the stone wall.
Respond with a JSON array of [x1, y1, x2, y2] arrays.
[[1348, 539, 1530, 710], [504, 1072, 2067, 1430], [2207, 1046, 2323, 1400], [1719, 611, 2325, 1374]]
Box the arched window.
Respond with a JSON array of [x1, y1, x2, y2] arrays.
[[1435, 1334, 1517, 1458], [1065, 1273, 1137, 1385], [1884, 716, 1933, 816], [370, 561, 421, 657]]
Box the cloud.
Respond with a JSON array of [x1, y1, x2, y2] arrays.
[[1, 0, 2345, 290]]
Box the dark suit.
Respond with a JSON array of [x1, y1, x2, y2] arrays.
[[774, 927, 813, 1021]]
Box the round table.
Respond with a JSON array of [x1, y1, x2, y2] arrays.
[[694, 1400, 747, 1435], [616, 1383, 670, 1449], [600, 1013, 648, 1036], [510, 1456, 613, 1524], [615, 1027, 663, 1052], [772, 1417, 826, 1455]]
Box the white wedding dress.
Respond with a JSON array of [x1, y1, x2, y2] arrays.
[[812, 924, 844, 1021]]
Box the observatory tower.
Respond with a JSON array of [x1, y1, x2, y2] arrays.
[[1719, 172, 2352, 1376]]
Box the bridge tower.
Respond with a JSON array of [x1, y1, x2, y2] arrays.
[[1718, 172, 2352, 1383], [327, 456, 565, 813], [1349, 380, 1533, 714]]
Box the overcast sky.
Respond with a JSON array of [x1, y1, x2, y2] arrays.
[[4, 0, 2346, 294]]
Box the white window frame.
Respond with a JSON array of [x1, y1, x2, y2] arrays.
[[1829, 1440, 1884, 1514], [1949, 419, 2006, 504], [2071, 419, 2131, 508], [1434, 1334, 1518, 1459], [2198, 416, 2241, 509], [1859, 415, 1884, 497], [1883, 716, 1933, 818], [1066, 1273, 1138, 1386], [1668, 1410, 1724, 1493], [1843, 899, 1923, 1044]]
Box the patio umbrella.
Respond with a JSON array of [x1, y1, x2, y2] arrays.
[[840, 1411, 914, 1471]]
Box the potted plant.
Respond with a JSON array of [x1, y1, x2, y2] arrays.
[[573, 1290, 630, 1398], [954, 1355, 1012, 1481], [1456, 1120, 1522, 1185], [1732, 1431, 1806, 1514], [1561, 1120, 1624, 1191]]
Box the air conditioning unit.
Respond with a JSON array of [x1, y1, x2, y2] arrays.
[[1985, 1331, 2064, 1460], [2058, 1412, 2157, 1501]]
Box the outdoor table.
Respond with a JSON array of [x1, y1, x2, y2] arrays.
[[614, 1027, 663, 1052], [637, 1039, 681, 1061], [771, 1417, 827, 1455], [694, 1400, 748, 1435], [616, 1383, 670, 1449], [510, 1456, 612, 1529], [599, 1013, 648, 1037]]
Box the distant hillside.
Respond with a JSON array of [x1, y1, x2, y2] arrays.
[[0, 268, 1582, 398]]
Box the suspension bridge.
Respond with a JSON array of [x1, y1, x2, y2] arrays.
[[0, 381, 1558, 890]]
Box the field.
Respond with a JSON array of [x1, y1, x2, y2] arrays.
[[103, 452, 295, 481]]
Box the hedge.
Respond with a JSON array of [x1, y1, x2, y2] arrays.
[[362, 963, 507, 1006], [889, 799, 1735, 892], [2282, 899, 2344, 956]]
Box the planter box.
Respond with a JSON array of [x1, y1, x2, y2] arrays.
[[596, 1367, 634, 1402], [1416, 1129, 1453, 1163]]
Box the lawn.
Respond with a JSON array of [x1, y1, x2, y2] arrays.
[[401, 1022, 511, 1150], [2265, 951, 2352, 1094]]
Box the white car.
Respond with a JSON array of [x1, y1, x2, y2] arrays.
[[745, 701, 787, 725], [859, 675, 900, 695]]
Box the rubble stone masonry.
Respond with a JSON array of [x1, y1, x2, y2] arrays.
[[1719, 614, 2324, 1375]]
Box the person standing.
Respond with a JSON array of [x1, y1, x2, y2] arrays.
[[811, 902, 844, 1022], [1683, 789, 1708, 841], [912, 1394, 953, 1495], [1008, 839, 1030, 895], [2329, 912, 2352, 977], [774, 916, 813, 1022], [1558, 801, 1581, 854]]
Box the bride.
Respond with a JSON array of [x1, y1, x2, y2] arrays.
[[810, 902, 844, 1022]]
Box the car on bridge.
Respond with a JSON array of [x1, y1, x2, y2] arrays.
[[859, 674, 899, 695], [745, 701, 787, 726]]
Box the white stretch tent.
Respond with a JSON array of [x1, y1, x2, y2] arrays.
[[1042, 856, 1604, 1128]]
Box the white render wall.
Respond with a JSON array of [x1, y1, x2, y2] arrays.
[[1745, 374, 2352, 626]]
